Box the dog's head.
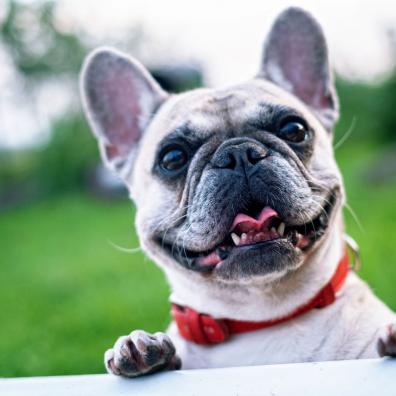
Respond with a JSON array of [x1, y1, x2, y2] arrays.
[[81, 8, 343, 284]]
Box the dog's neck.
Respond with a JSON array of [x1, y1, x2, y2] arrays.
[[166, 213, 345, 321]]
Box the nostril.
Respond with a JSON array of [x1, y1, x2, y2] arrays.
[[212, 151, 237, 169], [222, 153, 237, 169], [247, 148, 266, 165]]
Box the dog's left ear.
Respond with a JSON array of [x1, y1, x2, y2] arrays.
[[259, 7, 338, 130]]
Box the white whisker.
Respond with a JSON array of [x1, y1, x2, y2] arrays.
[[334, 117, 357, 150], [344, 202, 365, 233], [108, 240, 142, 254]]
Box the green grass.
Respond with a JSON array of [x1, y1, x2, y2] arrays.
[[336, 143, 396, 307], [0, 195, 169, 377], [0, 142, 395, 378]]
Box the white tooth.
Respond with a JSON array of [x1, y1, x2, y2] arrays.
[[231, 233, 241, 246], [271, 227, 277, 235], [278, 222, 285, 236], [241, 233, 247, 242]]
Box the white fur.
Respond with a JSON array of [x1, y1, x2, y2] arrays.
[[99, 79, 396, 374], [81, 9, 396, 375]]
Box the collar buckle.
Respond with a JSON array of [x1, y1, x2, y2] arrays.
[[344, 234, 361, 272]]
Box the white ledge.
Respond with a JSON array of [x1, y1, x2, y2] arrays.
[[1, 358, 395, 396]]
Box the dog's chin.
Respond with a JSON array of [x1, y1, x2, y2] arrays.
[[212, 238, 302, 281], [155, 192, 338, 281]]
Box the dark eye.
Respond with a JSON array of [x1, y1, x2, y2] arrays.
[[159, 147, 188, 172], [278, 120, 309, 143]]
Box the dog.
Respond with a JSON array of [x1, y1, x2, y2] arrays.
[[80, 7, 396, 377]]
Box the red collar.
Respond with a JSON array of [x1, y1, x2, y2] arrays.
[[172, 250, 350, 345]]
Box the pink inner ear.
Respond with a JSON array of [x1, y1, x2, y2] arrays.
[[275, 40, 325, 109], [84, 50, 166, 169], [100, 71, 142, 158]]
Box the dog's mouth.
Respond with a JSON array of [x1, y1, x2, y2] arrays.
[[158, 193, 337, 273]]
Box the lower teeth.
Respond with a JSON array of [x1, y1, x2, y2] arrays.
[[216, 229, 306, 261]]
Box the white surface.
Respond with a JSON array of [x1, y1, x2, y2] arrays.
[[1, 358, 395, 396]]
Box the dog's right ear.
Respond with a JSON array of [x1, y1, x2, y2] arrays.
[[80, 47, 167, 177]]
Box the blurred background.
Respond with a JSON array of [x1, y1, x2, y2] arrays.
[[1, 0, 396, 378]]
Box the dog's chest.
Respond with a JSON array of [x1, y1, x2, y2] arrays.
[[167, 276, 395, 369], [169, 315, 343, 369]]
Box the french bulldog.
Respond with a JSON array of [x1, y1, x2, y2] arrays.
[[80, 7, 396, 377]]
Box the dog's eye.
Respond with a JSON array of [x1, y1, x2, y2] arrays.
[[159, 147, 188, 172], [278, 120, 309, 143]]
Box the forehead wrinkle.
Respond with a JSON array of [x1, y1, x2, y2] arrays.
[[163, 121, 215, 144], [194, 95, 252, 134], [256, 102, 304, 121]]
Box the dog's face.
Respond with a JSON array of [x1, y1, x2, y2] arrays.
[[81, 8, 343, 285]]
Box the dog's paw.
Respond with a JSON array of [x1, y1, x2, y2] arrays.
[[104, 330, 181, 378], [377, 323, 396, 357]]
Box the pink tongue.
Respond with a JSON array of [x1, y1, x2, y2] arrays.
[[231, 206, 279, 233]]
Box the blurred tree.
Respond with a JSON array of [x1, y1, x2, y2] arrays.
[[0, 0, 96, 205], [1, 0, 86, 81]]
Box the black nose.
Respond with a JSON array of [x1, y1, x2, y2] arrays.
[[211, 141, 268, 172]]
